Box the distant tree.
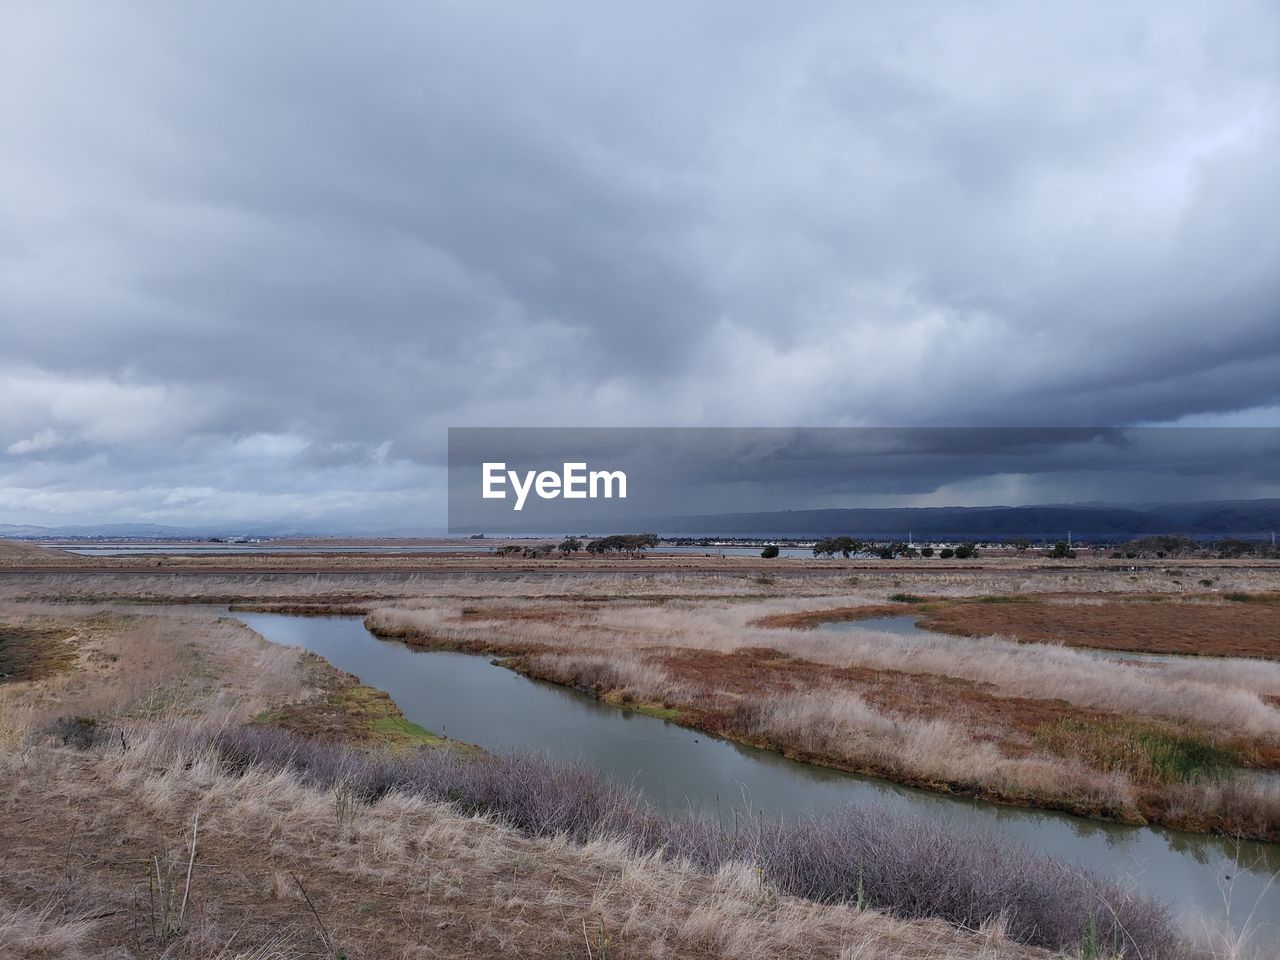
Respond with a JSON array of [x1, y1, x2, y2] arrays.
[[953, 543, 977, 559], [557, 537, 583, 555], [760, 544, 780, 559], [1215, 538, 1278, 559], [939, 547, 955, 559], [1047, 541, 1076, 559], [1011, 538, 1031, 553], [585, 533, 659, 556], [1121, 535, 1200, 559], [495, 544, 522, 556], [813, 536, 859, 558], [920, 547, 934, 557]]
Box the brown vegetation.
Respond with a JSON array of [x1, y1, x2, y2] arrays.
[[918, 598, 1280, 659], [0, 736, 1059, 960], [3, 538, 1279, 586], [3, 561, 1280, 955], [0, 596, 1117, 959], [364, 578, 1280, 838], [0, 623, 76, 681], [511, 643, 1280, 831]]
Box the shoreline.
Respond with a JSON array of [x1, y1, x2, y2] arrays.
[[360, 616, 1280, 841]]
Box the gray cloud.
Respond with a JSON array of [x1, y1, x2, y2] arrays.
[[2, 1, 1279, 528], [448, 428, 1280, 530]]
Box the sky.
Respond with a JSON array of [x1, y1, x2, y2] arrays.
[[2, 2, 1279, 531], [447, 428, 1280, 531]]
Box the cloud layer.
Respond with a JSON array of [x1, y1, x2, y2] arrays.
[[3, 2, 1279, 528]]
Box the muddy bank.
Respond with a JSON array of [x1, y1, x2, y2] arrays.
[[249, 644, 460, 751]]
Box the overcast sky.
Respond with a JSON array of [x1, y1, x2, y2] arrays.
[[3, 3, 1279, 531]]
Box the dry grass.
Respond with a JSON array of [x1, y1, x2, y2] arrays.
[[0, 605, 303, 729], [3, 560, 1279, 608], [0, 900, 99, 960], [367, 598, 1280, 739], [0, 728, 1062, 960], [0, 587, 1191, 957], [363, 588, 1280, 835], [767, 628, 1280, 740], [0, 538, 66, 561], [756, 690, 1127, 802], [0, 696, 36, 754], [4, 568, 1280, 955], [517, 651, 695, 707]]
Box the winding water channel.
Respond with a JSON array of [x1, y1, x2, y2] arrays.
[[236, 611, 1279, 945]]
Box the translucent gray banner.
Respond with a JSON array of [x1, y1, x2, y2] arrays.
[[447, 427, 1280, 538]]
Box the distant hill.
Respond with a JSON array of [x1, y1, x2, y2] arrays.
[[0, 522, 199, 539], [7, 499, 1280, 542], [0, 524, 60, 538], [629, 500, 1280, 539], [0, 521, 448, 539]]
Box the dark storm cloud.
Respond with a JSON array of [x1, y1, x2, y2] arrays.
[[447, 428, 1280, 529], [2, 2, 1279, 528]]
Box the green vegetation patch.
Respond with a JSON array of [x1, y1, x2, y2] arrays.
[[601, 691, 681, 721], [630, 702, 680, 721], [370, 715, 444, 746], [888, 593, 926, 604], [316, 682, 447, 748], [1034, 718, 1235, 785]]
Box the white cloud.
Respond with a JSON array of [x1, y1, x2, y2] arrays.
[[6, 429, 61, 456], [1, 1, 1278, 527]]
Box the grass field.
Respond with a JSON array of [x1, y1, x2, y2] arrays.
[[0, 601, 1117, 959], [2, 546, 1278, 957], [352, 575, 1280, 837]]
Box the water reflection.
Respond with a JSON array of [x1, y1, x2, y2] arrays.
[[816, 614, 925, 636]]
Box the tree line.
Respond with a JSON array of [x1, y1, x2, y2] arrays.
[[494, 533, 659, 558], [807, 537, 978, 559]]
